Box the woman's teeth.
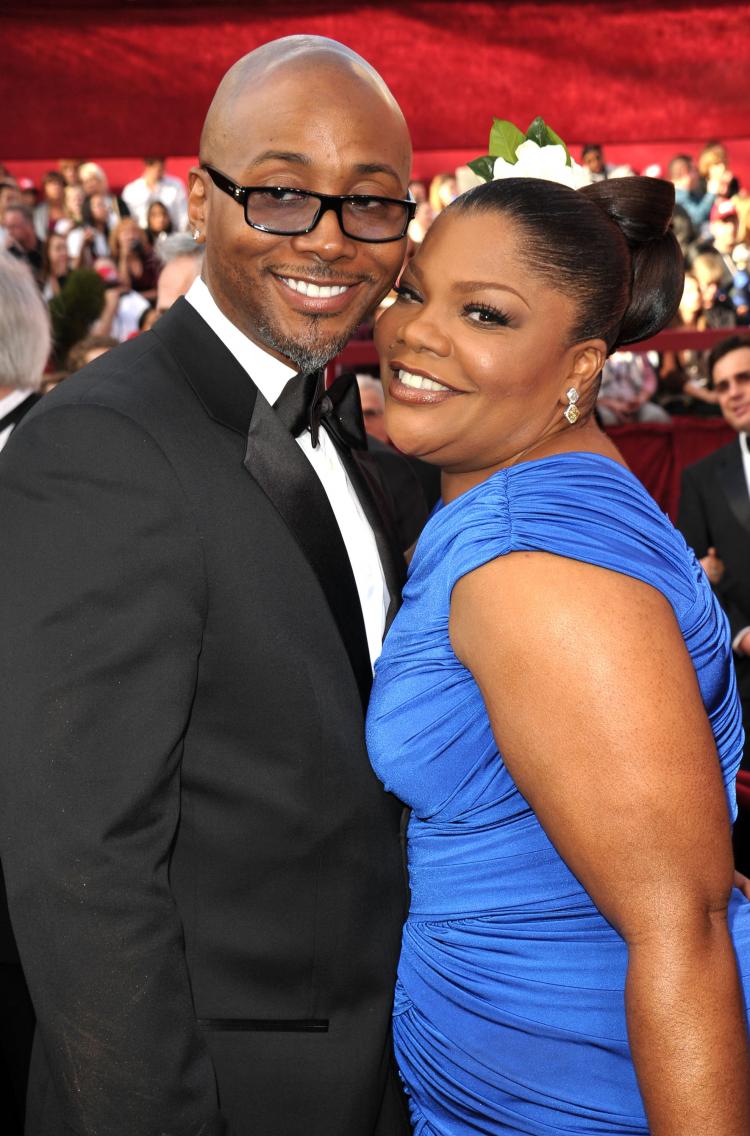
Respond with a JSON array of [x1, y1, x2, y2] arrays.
[[398, 369, 450, 392], [281, 277, 350, 298]]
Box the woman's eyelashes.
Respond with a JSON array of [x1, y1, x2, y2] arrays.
[[393, 282, 421, 303], [393, 284, 513, 328], [463, 303, 513, 327]]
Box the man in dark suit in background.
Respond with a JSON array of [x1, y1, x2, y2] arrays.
[[0, 37, 416, 1136], [0, 251, 52, 1133], [0, 253, 49, 453], [678, 335, 750, 864]]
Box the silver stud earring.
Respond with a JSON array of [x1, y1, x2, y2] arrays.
[[564, 387, 580, 425], [193, 229, 201, 241]]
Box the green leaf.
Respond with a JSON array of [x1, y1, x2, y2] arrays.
[[467, 154, 496, 182], [488, 119, 526, 163], [524, 116, 549, 147], [544, 123, 572, 166]]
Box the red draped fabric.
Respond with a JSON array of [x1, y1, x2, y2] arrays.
[[608, 419, 735, 521], [737, 772, 750, 812], [3, 1, 750, 178]]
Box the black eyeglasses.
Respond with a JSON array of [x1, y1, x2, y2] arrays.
[[202, 164, 416, 244]]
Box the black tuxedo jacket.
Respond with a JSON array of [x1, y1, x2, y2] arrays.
[[0, 394, 41, 968], [678, 437, 750, 716], [0, 300, 411, 1136]]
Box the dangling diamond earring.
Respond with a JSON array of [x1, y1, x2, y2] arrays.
[[193, 229, 201, 240], [564, 387, 580, 424]]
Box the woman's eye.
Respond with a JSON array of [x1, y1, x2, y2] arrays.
[[393, 283, 421, 304], [464, 304, 512, 326]]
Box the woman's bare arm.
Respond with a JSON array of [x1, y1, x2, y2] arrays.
[[451, 551, 750, 1135]]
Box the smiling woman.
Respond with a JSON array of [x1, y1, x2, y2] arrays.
[[375, 175, 682, 497], [367, 171, 750, 1135]]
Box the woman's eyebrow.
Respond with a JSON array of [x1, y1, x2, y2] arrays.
[[452, 279, 530, 309]]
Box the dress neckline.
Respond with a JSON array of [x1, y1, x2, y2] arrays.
[[434, 450, 636, 516]]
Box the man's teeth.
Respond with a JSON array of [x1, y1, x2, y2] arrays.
[[398, 369, 450, 392], [281, 277, 350, 298]]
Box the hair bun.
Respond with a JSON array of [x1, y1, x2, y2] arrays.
[[453, 172, 684, 354], [580, 177, 683, 348], [580, 176, 675, 244]]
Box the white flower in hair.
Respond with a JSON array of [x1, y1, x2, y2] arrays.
[[492, 140, 589, 190], [469, 116, 588, 191]]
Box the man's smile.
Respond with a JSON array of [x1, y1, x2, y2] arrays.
[[270, 270, 366, 315]]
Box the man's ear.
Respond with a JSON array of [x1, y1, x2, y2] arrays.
[[187, 167, 208, 238]]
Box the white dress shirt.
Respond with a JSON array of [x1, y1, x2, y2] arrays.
[[740, 433, 750, 498], [121, 174, 189, 232], [0, 389, 36, 452], [185, 277, 389, 667], [733, 432, 750, 655]]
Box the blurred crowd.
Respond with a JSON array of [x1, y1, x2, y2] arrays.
[[0, 141, 748, 435], [0, 157, 203, 389]]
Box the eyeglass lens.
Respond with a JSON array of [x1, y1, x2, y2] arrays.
[[244, 189, 409, 240]]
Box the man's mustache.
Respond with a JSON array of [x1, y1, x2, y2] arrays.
[[268, 265, 377, 285]]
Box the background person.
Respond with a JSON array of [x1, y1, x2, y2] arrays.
[[122, 157, 189, 231], [108, 216, 160, 300], [77, 162, 129, 227], [64, 333, 118, 375], [656, 271, 721, 413], [0, 252, 51, 1131], [145, 199, 174, 246], [66, 191, 113, 267], [579, 142, 633, 182], [33, 171, 67, 240], [0, 253, 51, 450], [595, 349, 669, 424], [698, 140, 740, 200], [669, 152, 715, 232], [154, 231, 204, 314], [678, 334, 750, 775], [692, 248, 738, 328], [88, 256, 151, 341], [41, 231, 70, 301], [3, 204, 45, 289], [356, 372, 388, 443]]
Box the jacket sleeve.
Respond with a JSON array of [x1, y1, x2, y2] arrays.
[[676, 463, 750, 641], [676, 464, 711, 558], [0, 403, 224, 1135]]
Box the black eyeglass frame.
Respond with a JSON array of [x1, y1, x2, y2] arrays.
[[202, 164, 416, 244]]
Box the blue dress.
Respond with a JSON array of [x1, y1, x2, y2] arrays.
[[366, 453, 750, 1135]]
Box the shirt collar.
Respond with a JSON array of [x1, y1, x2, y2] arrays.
[[185, 276, 296, 405], [0, 388, 35, 419]]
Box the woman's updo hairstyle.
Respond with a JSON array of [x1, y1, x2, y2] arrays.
[[449, 174, 683, 353]]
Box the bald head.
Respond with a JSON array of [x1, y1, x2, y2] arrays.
[[200, 36, 409, 172], [188, 36, 412, 373]]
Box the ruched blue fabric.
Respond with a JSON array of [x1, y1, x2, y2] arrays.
[[367, 453, 750, 1135]]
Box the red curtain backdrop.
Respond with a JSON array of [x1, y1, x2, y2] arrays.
[[3, 1, 750, 171], [609, 418, 735, 521]]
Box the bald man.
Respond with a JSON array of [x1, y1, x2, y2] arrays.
[[0, 38, 415, 1136]]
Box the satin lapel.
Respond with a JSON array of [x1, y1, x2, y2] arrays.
[[718, 439, 750, 535], [152, 298, 258, 433], [153, 299, 372, 709], [246, 394, 373, 710], [347, 447, 407, 633]]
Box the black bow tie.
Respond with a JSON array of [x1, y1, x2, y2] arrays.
[[273, 369, 367, 451]]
